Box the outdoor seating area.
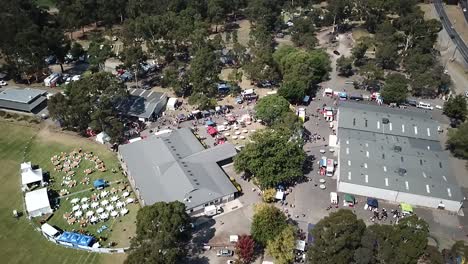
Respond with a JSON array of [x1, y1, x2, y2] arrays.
[[50, 149, 109, 195], [62, 186, 134, 228]]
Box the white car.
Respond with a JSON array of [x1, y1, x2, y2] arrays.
[[435, 105, 443, 110], [0, 80, 7, 86]]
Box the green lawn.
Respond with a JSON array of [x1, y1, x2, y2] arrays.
[[35, 0, 56, 8], [0, 121, 131, 264]]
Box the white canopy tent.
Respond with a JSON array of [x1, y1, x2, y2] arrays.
[[21, 162, 43, 191], [96, 132, 111, 144], [41, 223, 60, 239], [25, 188, 52, 217], [328, 134, 338, 148], [167, 97, 178, 111]]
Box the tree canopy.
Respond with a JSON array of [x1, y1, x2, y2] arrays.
[[235, 235, 255, 264], [336, 56, 354, 77], [234, 129, 306, 188], [291, 16, 317, 50], [48, 72, 127, 142], [307, 210, 366, 264], [447, 122, 468, 159], [307, 210, 430, 264], [126, 201, 191, 264], [443, 95, 467, 122], [250, 203, 288, 246], [381, 73, 409, 104], [254, 95, 291, 125], [273, 46, 330, 103], [266, 225, 296, 264]]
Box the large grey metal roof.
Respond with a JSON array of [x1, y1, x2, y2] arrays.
[[0, 88, 47, 112], [117, 88, 167, 119], [337, 102, 462, 202], [0, 88, 46, 103], [119, 128, 237, 209]]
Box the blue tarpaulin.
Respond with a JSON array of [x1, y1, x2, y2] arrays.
[[307, 224, 316, 244], [339, 92, 347, 98], [93, 179, 106, 188], [57, 232, 94, 247], [367, 198, 378, 208], [206, 120, 215, 126], [303, 96, 310, 103], [217, 83, 231, 92], [319, 157, 327, 167]]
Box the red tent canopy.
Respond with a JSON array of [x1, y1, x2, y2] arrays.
[[207, 126, 218, 136]]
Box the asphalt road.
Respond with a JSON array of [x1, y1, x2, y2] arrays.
[[434, 0, 468, 63], [461, 0, 468, 23]]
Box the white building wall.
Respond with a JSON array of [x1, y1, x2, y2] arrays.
[[338, 181, 462, 212], [395, 192, 462, 212], [29, 206, 52, 217], [338, 181, 398, 202]]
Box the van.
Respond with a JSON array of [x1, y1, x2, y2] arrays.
[[417, 102, 433, 110]]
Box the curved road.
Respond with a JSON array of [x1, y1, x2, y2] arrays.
[[461, 0, 468, 23], [434, 0, 468, 63]]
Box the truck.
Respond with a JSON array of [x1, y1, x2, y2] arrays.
[[326, 159, 334, 177], [204, 205, 223, 217], [297, 108, 306, 122]]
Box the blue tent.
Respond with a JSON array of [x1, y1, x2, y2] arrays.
[[217, 83, 231, 92], [307, 224, 316, 244], [367, 197, 378, 208], [58, 232, 94, 247], [93, 179, 106, 188]]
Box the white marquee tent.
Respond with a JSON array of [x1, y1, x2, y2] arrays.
[[21, 162, 43, 191], [96, 132, 111, 144], [25, 188, 52, 217], [167, 97, 178, 111]]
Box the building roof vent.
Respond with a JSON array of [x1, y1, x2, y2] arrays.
[[382, 118, 389, 124], [393, 146, 402, 152], [397, 168, 407, 176]]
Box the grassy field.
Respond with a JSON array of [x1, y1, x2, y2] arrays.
[[35, 0, 56, 8], [0, 121, 131, 264]]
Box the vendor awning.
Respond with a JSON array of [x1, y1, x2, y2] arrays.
[[295, 240, 306, 251], [93, 179, 106, 188], [400, 203, 413, 213], [367, 198, 378, 208], [207, 126, 218, 135], [275, 190, 284, 200], [344, 194, 355, 203]]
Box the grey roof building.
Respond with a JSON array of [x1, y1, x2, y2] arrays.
[[0, 88, 47, 113], [117, 88, 167, 121], [336, 102, 463, 212], [119, 128, 238, 212]]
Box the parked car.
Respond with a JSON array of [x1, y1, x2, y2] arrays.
[[217, 249, 233, 257], [405, 99, 417, 107], [333, 50, 341, 55], [0, 80, 7, 86], [435, 105, 442, 110], [417, 102, 434, 110]]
